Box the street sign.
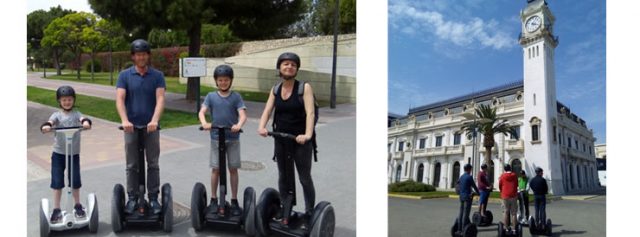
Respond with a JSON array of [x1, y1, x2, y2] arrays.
[[181, 57, 207, 77]]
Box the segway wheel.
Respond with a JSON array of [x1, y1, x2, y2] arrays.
[[528, 217, 536, 235], [463, 223, 477, 237], [256, 188, 281, 236], [451, 219, 459, 237], [88, 194, 99, 233], [310, 202, 336, 237], [242, 187, 256, 236], [546, 219, 552, 236], [111, 184, 125, 233], [497, 222, 504, 237], [39, 199, 50, 237], [161, 183, 173, 232], [517, 223, 523, 237], [486, 210, 493, 225], [190, 182, 207, 231], [471, 212, 480, 225]]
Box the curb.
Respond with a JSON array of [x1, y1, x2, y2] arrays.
[[560, 195, 600, 201], [388, 194, 449, 200]]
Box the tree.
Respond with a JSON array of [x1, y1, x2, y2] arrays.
[[28, 6, 75, 75], [460, 104, 519, 166], [89, 0, 306, 101], [311, 0, 357, 35], [95, 19, 126, 85], [82, 21, 107, 81], [43, 12, 98, 80]]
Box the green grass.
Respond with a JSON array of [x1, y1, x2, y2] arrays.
[[389, 191, 503, 199], [45, 72, 269, 102], [27, 86, 200, 129]]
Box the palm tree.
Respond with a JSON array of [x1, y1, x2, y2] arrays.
[[461, 104, 519, 165]]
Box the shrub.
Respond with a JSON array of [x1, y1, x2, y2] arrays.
[[201, 42, 242, 58], [84, 59, 102, 72], [388, 180, 435, 192]]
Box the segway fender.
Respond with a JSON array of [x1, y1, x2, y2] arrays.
[[243, 186, 257, 236], [310, 201, 335, 237]]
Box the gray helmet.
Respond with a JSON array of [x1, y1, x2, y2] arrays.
[[276, 52, 301, 70], [56, 85, 76, 101], [130, 39, 151, 54], [464, 164, 473, 171], [535, 167, 543, 174], [213, 65, 234, 79]]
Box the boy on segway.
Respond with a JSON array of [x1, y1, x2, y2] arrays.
[[499, 164, 518, 234], [477, 163, 492, 218], [517, 170, 530, 222], [40, 86, 92, 223], [529, 167, 548, 225], [456, 164, 479, 235], [198, 64, 247, 216]]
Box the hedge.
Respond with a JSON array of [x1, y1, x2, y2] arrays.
[[388, 180, 436, 192]]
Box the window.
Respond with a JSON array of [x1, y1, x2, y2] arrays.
[[388, 143, 392, 152], [435, 136, 443, 147], [553, 126, 557, 142], [575, 140, 579, 150], [568, 137, 572, 148], [558, 133, 562, 145], [419, 138, 426, 149], [583, 144, 586, 152], [511, 126, 521, 140], [532, 125, 539, 141], [533, 93, 536, 106], [589, 146, 592, 155], [398, 141, 405, 151], [453, 133, 461, 145]]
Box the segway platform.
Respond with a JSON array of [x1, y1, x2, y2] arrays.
[[471, 210, 493, 227], [528, 217, 552, 236]]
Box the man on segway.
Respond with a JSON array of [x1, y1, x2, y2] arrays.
[[499, 164, 518, 235], [529, 167, 548, 225], [116, 39, 166, 215], [477, 164, 492, 219], [456, 164, 479, 235]]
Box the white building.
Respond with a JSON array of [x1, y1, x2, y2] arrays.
[[387, 0, 599, 195], [595, 144, 606, 186]]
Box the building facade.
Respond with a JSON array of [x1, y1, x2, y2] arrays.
[[387, 0, 599, 195]]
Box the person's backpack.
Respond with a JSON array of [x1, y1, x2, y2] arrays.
[[272, 80, 319, 161]]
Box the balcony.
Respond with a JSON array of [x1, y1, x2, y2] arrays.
[[391, 151, 403, 160], [506, 139, 524, 151], [427, 147, 446, 156], [446, 145, 464, 155], [414, 149, 428, 157]]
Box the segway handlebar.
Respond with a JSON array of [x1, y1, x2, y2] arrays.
[[118, 125, 161, 130], [198, 126, 243, 133], [267, 131, 297, 140], [51, 126, 84, 130]]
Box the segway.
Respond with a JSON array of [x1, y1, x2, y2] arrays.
[[111, 125, 173, 232], [256, 131, 335, 237], [39, 126, 98, 237], [451, 193, 478, 237], [497, 208, 522, 237], [516, 213, 530, 226], [471, 191, 493, 227], [191, 126, 256, 235], [528, 216, 552, 236]]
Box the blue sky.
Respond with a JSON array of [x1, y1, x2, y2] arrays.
[[388, 0, 606, 143]]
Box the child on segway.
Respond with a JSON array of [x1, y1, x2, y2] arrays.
[[40, 85, 92, 223], [454, 164, 479, 236], [517, 170, 530, 223], [477, 163, 492, 218], [198, 64, 247, 216], [498, 164, 519, 235]]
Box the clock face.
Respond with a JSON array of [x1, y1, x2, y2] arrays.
[[525, 16, 542, 32]]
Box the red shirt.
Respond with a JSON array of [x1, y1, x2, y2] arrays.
[[499, 171, 518, 199]]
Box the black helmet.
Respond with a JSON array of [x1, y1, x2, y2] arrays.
[[56, 85, 76, 100], [535, 167, 543, 174], [520, 170, 526, 175], [464, 164, 473, 171], [481, 164, 488, 170], [276, 52, 301, 70], [504, 164, 512, 172], [130, 39, 151, 54], [213, 65, 234, 79]]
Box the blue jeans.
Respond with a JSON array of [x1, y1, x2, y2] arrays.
[[479, 190, 490, 206], [50, 152, 81, 189], [534, 194, 546, 222], [458, 196, 472, 231]]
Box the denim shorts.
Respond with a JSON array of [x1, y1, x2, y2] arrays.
[[479, 190, 490, 205], [210, 139, 241, 169], [50, 152, 82, 189]]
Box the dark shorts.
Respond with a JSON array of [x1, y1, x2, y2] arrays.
[[50, 152, 81, 189], [479, 190, 490, 205]]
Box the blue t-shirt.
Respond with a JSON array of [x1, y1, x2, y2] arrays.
[[116, 66, 166, 126], [202, 91, 246, 140], [459, 173, 479, 200]]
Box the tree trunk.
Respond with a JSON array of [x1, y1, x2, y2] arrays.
[[76, 49, 81, 80], [90, 51, 95, 82], [185, 23, 202, 101], [53, 48, 62, 76]]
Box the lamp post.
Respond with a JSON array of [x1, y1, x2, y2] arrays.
[[460, 112, 491, 179]]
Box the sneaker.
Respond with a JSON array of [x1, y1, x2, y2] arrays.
[[208, 198, 219, 214], [124, 196, 138, 214], [149, 198, 162, 215], [50, 208, 62, 223], [74, 203, 86, 218], [231, 199, 241, 216]]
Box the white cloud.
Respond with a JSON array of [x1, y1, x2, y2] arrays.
[[389, 1, 515, 50]]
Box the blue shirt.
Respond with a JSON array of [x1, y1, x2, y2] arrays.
[[459, 173, 479, 200], [116, 66, 166, 126], [202, 91, 246, 140]]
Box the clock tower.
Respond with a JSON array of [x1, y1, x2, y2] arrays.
[[520, 0, 564, 194]]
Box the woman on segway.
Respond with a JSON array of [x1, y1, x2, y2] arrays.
[[258, 52, 316, 228]]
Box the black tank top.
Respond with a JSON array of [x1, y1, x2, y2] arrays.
[[274, 80, 306, 135]]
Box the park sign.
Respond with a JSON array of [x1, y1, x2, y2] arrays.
[[181, 57, 207, 77]]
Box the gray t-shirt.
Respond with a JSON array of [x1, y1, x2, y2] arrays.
[[202, 91, 246, 140], [48, 110, 83, 155]]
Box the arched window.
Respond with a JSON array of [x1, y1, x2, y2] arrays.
[[451, 162, 461, 188], [433, 163, 441, 187], [532, 125, 539, 141], [417, 164, 424, 183], [512, 159, 523, 175], [395, 165, 402, 183], [530, 117, 542, 143]]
